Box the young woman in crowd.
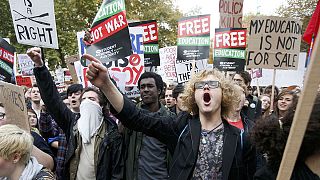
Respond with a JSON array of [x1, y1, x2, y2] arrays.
[[252, 94, 320, 179], [259, 94, 271, 118], [0, 124, 55, 179], [273, 90, 299, 119]]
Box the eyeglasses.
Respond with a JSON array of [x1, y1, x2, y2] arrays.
[[0, 113, 5, 120], [194, 81, 220, 89]]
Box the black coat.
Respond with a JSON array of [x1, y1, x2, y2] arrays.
[[116, 96, 256, 180], [34, 66, 123, 180]]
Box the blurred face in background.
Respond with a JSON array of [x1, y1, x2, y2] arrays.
[[30, 87, 41, 103], [28, 111, 38, 128], [0, 106, 7, 126], [165, 89, 176, 108], [260, 95, 271, 111], [68, 90, 81, 112]]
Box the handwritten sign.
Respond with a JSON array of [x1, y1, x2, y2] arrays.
[[17, 54, 34, 76], [0, 81, 29, 131], [175, 59, 208, 83], [219, 0, 243, 28], [8, 0, 58, 49], [247, 16, 302, 70], [159, 46, 177, 81]]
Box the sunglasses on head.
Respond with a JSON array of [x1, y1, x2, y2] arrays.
[[194, 81, 220, 89]]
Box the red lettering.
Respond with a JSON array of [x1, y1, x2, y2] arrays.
[[178, 15, 210, 37]]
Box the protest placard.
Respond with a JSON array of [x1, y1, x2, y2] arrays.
[[219, 0, 244, 28], [106, 26, 144, 86], [85, 0, 132, 63], [0, 81, 29, 131], [249, 68, 262, 79], [159, 46, 177, 81], [175, 59, 208, 83], [247, 16, 302, 70], [15, 75, 33, 88], [17, 54, 34, 76], [8, 0, 59, 49], [213, 28, 246, 71], [177, 14, 211, 62], [65, 55, 80, 84], [129, 20, 160, 66], [0, 38, 15, 83]]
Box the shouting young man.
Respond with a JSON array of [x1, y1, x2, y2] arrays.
[[84, 54, 256, 180]]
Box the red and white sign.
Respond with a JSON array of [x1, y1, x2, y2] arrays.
[[214, 29, 246, 48], [159, 46, 177, 80], [178, 15, 210, 37]]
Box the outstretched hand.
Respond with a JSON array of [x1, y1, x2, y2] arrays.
[[83, 54, 110, 88], [27, 47, 43, 67]]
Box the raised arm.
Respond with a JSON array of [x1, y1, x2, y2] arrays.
[[83, 54, 124, 113], [27, 47, 74, 134]]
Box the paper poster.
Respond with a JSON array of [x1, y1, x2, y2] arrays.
[[0, 38, 15, 83], [85, 0, 132, 63], [8, 0, 59, 48], [159, 46, 177, 81], [177, 14, 211, 61], [213, 28, 246, 71], [129, 20, 160, 66]]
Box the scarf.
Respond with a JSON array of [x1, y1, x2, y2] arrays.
[[78, 99, 103, 144], [20, 156, 43, 180]]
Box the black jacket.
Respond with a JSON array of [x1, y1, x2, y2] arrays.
[[242, 95, 262, 121], [34, 66, 123, 180], [116, 96, 255, 180]]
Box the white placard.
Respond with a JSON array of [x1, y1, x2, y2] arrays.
[[9, 0, 59, 49], [159, 46, 177, 81], [17, 54, 34, 76], [175, 59, 208, 83]]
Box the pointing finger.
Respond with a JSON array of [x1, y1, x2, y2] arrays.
[[82, 54, 101, 64]]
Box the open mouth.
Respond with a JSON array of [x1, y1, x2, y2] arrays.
[[71, 100, 77, 104], [203, 93, 211, 103]]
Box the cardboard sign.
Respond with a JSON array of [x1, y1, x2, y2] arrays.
[[177, 15, 211, 61], [129, 20, 160, 66], [17, 54, 34, 76], [15, 75, 33, 88], [106, 26, 145, 86], [85, 0, 132, 63], [247, 16, 302, 70], [219, 0, 244, 28], [65, 55, 80, 84], [0, 38, 15, 83], [214, 28, 246, 71], [8, 0, 58, 49], [0, 81, 29, 131], [159, 46, 177, 81], [175, 59, 208, 83]]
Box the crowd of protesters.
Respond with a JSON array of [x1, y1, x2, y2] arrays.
[[0, 47, 318, 180]]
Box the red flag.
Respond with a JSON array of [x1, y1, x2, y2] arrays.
[[303, 0, 320, 44]]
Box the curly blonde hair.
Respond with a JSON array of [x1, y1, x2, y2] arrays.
[[0, 124, 33, 165], [181, 69, 241, 117]]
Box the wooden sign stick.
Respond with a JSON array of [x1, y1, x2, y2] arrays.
[[270, 69, 276, 112], [276, 31, 320, 180]]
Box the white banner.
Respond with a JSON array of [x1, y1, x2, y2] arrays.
[[17, 54, 34, 76], [159, 46, 177, 81], [9, 0, 59, 49], [175, 59, 208, 83]]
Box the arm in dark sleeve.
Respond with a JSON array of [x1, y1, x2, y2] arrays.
[[115, 95, 177, 146], [33, 66, 74, 134], [254, 99, 262, 119], [110, 130, 124, 180]]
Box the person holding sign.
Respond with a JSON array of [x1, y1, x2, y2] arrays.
[[27, 47, 123, 180], [252, 94, 320, 179], [83, 53, 255, 180], [0, 124, 56, 179]]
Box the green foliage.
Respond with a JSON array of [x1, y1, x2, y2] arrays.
[[276, 0, 318, 52], [0, 0, 183, 70]]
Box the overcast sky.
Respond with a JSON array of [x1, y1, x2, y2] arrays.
[[175, 0, 288, 29]]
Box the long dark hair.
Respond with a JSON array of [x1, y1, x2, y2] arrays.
[[251, 94, 320, 172]]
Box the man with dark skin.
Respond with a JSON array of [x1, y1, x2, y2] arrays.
[[123, 72, 175, 180]]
